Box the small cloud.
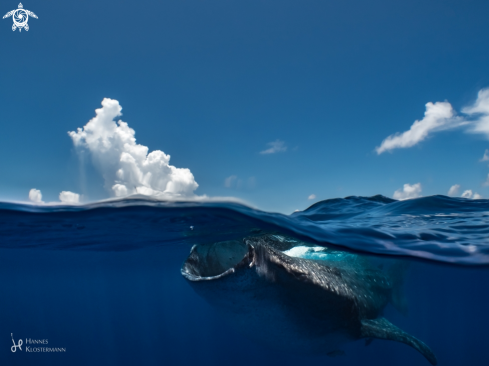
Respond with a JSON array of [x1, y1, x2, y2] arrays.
[[59, 191, 80, 204], [393, 183, 422, 200], [260, 140, 287, 155], [450, 185, 482, 199], [483, 174, 489, 187], [461, 190, 473, 199], [29, 188, 43, 203], [458, 190, 482, 199], [224, 175, 256, 190], [308, 194, 316, 200], [448, 184, 460, 197], [224, 175, 237, 188], [480, 149, 489, 162]]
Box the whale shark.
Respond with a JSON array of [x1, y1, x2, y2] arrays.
[[181, 235, 437, 365]]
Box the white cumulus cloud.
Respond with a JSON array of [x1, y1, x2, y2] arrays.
[[393, 183, 422, 200], [308, 194, 316, 200], [463, 88, 489, 138], [59, 191, 80, 204], [260, 140, 287, 154], [448, 184, 460, 197], [376, 102, 460, 154], [473, 193, 483, 199], [29, 188, 43, 203], [376, 88, 489, 154], [68, 98, 198, 199], [461, 190, 473, 199]]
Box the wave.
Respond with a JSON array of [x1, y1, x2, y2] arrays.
[[1, 195, 488, 265]]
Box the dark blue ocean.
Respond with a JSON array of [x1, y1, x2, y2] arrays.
[[2, 195, 489, 365]]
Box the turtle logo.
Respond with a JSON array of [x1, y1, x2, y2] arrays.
[[3, 3, 37, 32]]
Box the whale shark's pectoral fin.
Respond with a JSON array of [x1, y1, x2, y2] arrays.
[[360, 318, 437, 365]]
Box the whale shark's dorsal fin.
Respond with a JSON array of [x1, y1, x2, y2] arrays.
[[360, 317, 437, 365]]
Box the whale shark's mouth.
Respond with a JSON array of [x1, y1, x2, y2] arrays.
[[181, 240, 251, 281]]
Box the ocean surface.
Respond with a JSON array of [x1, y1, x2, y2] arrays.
[[1, 195, 488, 365]]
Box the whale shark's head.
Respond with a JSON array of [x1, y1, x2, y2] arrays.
[[181, 236, 357, 355], [181, 240, 253, 281]]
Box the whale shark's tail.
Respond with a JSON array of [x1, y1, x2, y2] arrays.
[[361, 317, 437, 365]]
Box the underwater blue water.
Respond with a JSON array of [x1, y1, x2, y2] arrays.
[[1, 195, 489, 365]]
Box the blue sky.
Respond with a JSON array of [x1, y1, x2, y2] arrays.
[[1, 0, 489, 213]]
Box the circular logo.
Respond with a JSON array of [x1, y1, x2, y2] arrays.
[[13, 9, 28, 27]]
